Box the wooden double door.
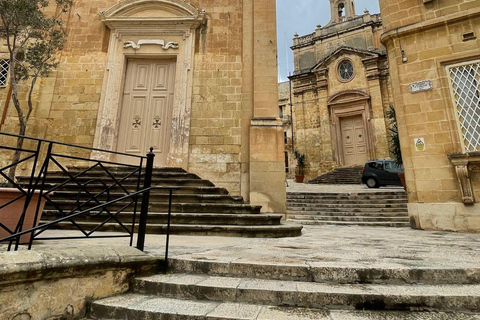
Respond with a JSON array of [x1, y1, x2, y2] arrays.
[[116, 59, 176, 166], [340, 115, 368, 166]]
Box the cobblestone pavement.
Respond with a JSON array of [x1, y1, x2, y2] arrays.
[[286, 179, 405, 193], [4, 225, 480, 270]]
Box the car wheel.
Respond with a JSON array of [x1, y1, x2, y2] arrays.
[[366, 178, 379, 188]]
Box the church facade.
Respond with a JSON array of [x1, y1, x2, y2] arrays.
[[0, 0, 286, 213], [289, 0, 392, 181]]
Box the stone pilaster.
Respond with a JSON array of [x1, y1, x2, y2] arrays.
[[249, 0, 286, 213]]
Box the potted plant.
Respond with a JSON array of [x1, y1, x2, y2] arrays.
[[386, 105, 406, 190], [293, 151, 306, 183], [0, 0, 71, 242]]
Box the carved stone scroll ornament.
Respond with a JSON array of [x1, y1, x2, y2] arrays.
[[448, 155, 476, 204], [124, 40, 179, 50], [454, 164, 475, 204]]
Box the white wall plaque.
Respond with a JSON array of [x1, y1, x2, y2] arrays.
[[124, 40, 179, 50], [410, 80, 433, 93]]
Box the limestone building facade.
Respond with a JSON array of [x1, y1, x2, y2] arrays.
[[379, 0, 480, 231], [0, 0, 286, 213], [278, 81, 294, 177], [289, 0, 392, 181]]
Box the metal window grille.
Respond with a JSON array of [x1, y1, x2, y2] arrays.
[[448, 62, 480, 152], [0, 59, 9, 86]]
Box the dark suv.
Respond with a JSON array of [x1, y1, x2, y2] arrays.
[[362, 159, 403, 188]]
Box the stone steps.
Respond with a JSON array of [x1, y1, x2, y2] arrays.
[[287, 193, 408, 198], [287, 190, 408, 227], [85, 256, 480, 319], [287, 198, 408, 204], [44, 201, 261, 214], [309, 166, 364, 185], [289, 211, 408, 217], [41, 212, 283, 225], [16, 166, 303, 238], [167, 258, 480, 285], [88, 294, 480, 320], [288, 203, 408, 209], [44, 221, 301, 237], [39, 183, 230, 195], [290, 220, 410, 227], [127, 273, 480, 312], [51, 191, 241, 203], [290, 215, 409, 222]]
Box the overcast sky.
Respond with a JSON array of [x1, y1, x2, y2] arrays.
[[277, 0, 380, 82]]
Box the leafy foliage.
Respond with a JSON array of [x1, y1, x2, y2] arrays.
[[0, 0, 71, 181], [386, 105, 403, 166], [293, 150, 306, 176]]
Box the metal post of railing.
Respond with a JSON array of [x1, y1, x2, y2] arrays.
[[136, 148, 155, 251], [164, 188, 173, 271], [28, 142, 53, 250]]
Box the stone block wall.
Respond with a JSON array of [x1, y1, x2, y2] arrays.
[[379, 0, 480, 231], [0, 247, 158, 320], [188, 1, 244, 195]]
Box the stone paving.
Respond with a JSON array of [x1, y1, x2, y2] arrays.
[[4, 224, 480, 272]]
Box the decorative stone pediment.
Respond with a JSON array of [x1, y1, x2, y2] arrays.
[[100, 0, 206, 31], [328, 90, 370, 106], [312, 46, 380, 73]]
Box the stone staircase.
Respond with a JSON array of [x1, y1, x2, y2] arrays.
[[309, 166, 363, 184], [85, 256, 480, 319], [287, 191, 409, 227], [18, 166, 302, 238]]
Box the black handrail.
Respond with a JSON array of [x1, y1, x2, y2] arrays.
[[0, 132, 174, 258], [0, 186, 178, 261]]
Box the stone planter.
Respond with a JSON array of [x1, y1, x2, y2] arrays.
[[0, 188, 47, 243]]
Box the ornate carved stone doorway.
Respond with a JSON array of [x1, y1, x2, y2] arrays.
[[92, 0, 205, 168], [328, 90, 374, 166]]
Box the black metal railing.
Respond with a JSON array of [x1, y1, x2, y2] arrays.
[[0, 132, 174, 261]]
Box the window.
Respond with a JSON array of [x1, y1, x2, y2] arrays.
[[338, 60, 354, 82], [338, 3, 345, 19], [0, 59, 9, 87], [447, 61, 480, 152]]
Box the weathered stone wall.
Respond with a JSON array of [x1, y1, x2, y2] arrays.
[[0, 246, 158, 320], [0, 0, 285, 211], [188, 1, 244, 195], [379, 0, 480, 231]]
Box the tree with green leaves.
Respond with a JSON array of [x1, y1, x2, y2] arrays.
[[386, 105, 403, 166], [0, 0, 71, 181]]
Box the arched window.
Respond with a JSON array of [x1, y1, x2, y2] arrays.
[[338, 3, 345, 19]]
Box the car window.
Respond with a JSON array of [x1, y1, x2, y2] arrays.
[[368, 162, 383, 170], [384, 161, 404, 170], [384, 161, 394, 170]]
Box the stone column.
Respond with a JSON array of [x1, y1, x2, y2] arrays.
[[249, 0, 286, 213]]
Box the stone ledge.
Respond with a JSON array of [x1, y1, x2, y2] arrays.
[[0, 246, 160, 286]]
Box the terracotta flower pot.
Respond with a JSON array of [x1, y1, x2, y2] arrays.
[[295, 175, 305, 183], [0, 188, 47, 244], [398, 173, 407, 191]]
